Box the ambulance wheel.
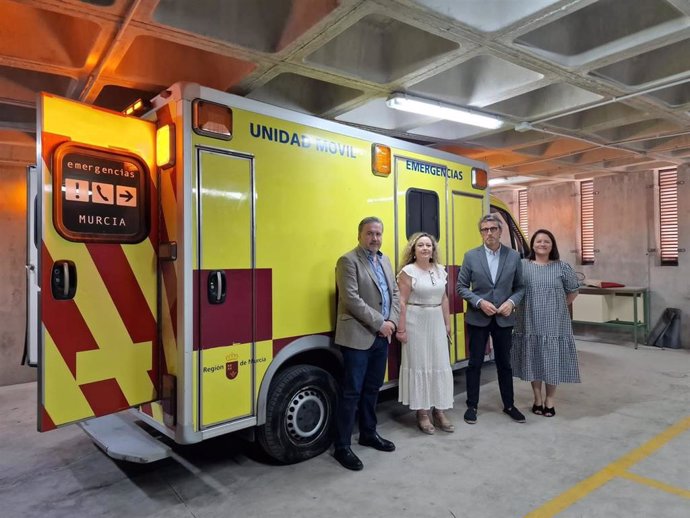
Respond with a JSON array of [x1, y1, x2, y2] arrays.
[[258, 365, 337, 464]]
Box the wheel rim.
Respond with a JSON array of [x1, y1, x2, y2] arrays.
[[284, 386, 328, 444]]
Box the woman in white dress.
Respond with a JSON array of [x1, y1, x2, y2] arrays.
[[396, 233, 454, 434]]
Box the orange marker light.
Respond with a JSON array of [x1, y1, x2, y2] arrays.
[[472, 168, 488, 190], [156, 124, 175, 168], [193, 100, 233, 140], [372, 143, 391, 177], [123, 98, 150, 117]]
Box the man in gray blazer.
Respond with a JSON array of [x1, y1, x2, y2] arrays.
[[332, 216, 400, 471], [457, 214, 525, 424]]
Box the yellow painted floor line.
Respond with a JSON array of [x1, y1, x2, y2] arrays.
[[619, 471, 690, 500], [524, 416, 690, 518]]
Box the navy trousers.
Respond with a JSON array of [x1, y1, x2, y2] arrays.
[[466, 319, 515, 410], [333, 336, 388, 449]]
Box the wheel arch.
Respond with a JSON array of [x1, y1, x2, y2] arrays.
[[256, 335, 342, 425]]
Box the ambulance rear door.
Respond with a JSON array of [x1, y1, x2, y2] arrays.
[[25, 165, 39, 366], [37, 94, 159, 431]]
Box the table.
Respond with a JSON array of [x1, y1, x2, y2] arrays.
[[572, 286, 649, 349]]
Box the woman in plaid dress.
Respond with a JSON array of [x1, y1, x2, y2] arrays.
[[511, 229, 580, 417]]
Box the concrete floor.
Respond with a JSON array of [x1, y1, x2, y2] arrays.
[[1, 340, 689, 518]]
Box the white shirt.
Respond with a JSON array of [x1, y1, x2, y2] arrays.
[[476, 244, 515, 309], [484, 244, 501, 284]]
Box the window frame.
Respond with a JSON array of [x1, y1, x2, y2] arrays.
[[518, 189, 528, 239], [658, 168, 679, 266], [580, 180, 594, 265], [405, 188, 440, 241]]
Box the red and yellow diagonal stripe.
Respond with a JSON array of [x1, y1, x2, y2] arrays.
[[39, 94, 159, 430]]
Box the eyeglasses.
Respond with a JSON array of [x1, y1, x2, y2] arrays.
[[480, 226, 500, 234], [429, 270, 436, 285]]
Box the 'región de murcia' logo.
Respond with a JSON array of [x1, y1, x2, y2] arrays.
[[226, 351, 239, 380]]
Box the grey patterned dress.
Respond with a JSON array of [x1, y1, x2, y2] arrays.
[[511, 260, 581, 384]]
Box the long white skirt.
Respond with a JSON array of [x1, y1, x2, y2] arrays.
[[398, 306, 454, 410]]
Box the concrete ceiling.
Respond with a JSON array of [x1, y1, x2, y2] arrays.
[[2, 0, 690, 190]]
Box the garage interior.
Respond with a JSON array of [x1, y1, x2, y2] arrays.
[[0, 1, 689, 517]]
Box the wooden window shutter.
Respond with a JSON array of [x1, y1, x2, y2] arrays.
[[658, 168, 679, 266], [518, 189, 528, 238], [580, 180, 594, 265]]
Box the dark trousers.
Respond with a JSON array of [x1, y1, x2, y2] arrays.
[[466, 319, 515, 409], [334, 336, 388, 449]]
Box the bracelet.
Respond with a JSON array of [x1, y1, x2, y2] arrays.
[[396, 329, 406, 333]]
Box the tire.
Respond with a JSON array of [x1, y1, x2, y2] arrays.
[[257, 365, 338, 464]]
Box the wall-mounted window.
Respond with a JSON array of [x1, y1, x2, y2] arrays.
[[580, 180, 594, 265], [406, 189, 439, 240], [518, 189, 528, 238], [658, 168, 678, 266]]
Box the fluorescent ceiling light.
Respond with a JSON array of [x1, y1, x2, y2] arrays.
[[489, 175, 537, 186], [386, 93, 504, 130]]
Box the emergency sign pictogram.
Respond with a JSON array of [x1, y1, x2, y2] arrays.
[[52, 144, 149, 243], [92, 182, 114, 205], [116, 186, 137, 207], [64, 179, 89, 202]]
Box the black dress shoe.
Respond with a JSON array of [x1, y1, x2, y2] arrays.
[[358, 432, 396, 452], [503, 406, 526, 423], [464, 407, 477, 424], [333, 448, 363, 471]]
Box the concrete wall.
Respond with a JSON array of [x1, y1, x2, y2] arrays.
[[0, 165, 36, 385], [495, 167, 690, 348]]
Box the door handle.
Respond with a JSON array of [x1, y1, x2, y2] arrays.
[[207, 270, 226, 304], [51, 260, 77, 300]]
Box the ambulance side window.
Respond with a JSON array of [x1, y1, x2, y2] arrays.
[[406, 189, 439, 240]]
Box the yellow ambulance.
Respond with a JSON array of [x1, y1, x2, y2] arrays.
[[28, 83, 527, 464]]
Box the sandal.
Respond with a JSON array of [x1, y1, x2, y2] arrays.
[[543, 406, 556, 417], [432, 409, 455, 433], [532, 404, 544, 415], [416, 410, 435, 435]]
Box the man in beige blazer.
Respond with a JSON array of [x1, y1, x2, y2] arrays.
[[332, 217, 400, 471]]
